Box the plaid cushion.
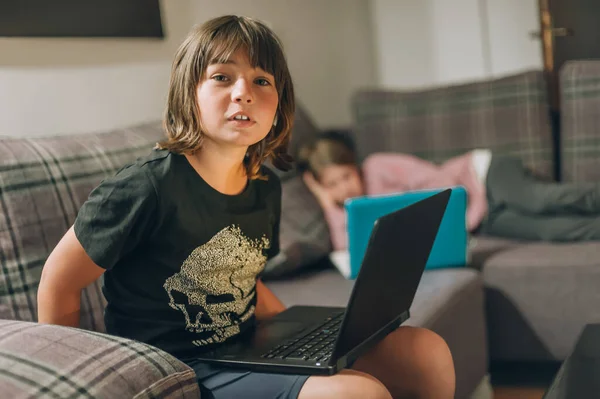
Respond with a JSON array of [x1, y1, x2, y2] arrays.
[[0, 319, 199, 398], [0, 122, 165, 331], [266, 102, 320, 182], [263, 175, 331, 278], [263, 104, 330, 278], [352, 70, 554, 179], [560, 60, 600, 182]]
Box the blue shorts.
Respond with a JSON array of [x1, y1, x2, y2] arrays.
[[186, 360, 310, 399]]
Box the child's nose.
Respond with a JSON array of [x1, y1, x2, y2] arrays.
[[232, 79, 253, 104]]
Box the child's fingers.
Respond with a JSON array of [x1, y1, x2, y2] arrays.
[[303, 171, 316, 186]]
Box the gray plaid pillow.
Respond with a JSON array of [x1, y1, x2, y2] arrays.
[[263, 175, 331, 278]]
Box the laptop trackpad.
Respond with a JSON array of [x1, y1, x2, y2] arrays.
[[252, 320, 307, 348]]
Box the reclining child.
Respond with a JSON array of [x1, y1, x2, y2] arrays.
[[299, 131, 600, 251]]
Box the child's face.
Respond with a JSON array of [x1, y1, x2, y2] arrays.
[[196, 48, 279, 151], [319, 164, 364, 206]]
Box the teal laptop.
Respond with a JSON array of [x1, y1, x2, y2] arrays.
[[343, 187, 468, 279]]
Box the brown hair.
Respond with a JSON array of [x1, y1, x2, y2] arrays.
[[297, 131, 358, 180], [157, 15, 295, 180]]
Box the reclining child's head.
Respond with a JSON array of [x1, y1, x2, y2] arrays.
[[297, 131, 364, 207]]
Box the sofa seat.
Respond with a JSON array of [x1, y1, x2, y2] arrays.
[[471, 237, 600, 362], [266, 266, 488, 399]]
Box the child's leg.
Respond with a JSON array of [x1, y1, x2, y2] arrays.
[[355, 326, 454, 399], [299, 369, 392, 399], [482, 207, 600, 241], [300, 327, 454, 399], [487, 157, 600, 215]]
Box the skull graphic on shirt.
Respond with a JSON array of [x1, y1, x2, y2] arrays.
[[163, 225, 269, 346]]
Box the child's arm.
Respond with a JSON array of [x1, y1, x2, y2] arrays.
[[302, 171, 348, 250], [37, 226, 105, 327], [302, 172, 335, 209], [255, 278, 286, 321]]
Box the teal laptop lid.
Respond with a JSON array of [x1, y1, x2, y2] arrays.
[[344, 187, 468, 280]]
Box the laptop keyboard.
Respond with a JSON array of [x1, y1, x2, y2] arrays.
[[260, 311, 344, 363]]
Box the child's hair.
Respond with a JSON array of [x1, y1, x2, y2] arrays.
[[157, 15, 295, 180], [296, 130, 358, 179]]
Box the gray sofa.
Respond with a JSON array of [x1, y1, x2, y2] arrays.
[[346, 63, 600, 364], [266, 63, 600, 394], [0, 121, 488, 398], [1, 62, 598, 398]]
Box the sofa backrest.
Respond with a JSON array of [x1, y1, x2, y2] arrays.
[[0, 103, 324, 329], [560, 60, 600, 182], [351, 70, 555, 179], [0, 122, 165, 332]]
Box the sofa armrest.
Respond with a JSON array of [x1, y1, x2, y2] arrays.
[[0, 320, 199, 398]]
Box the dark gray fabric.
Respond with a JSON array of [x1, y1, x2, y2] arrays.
[[482, 156, 600, 241], [265, 267, 488, 398], [186, 359, 308, 399], [481, 241, 600, 361], [483, 208, 600, 242]]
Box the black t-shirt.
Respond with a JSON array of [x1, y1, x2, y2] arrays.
[[74, 149, 281, 359]]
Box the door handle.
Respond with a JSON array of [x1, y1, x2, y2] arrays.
[[529, 27, 574, 40], [551, 27, 574, 37]]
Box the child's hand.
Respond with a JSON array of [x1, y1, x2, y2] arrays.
[[302, 172, 335, 208]]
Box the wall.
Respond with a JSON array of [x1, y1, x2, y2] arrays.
[[430, 0, 489, 83], [371, 0, 435, 88], [0, 1, 193, 137], [371, 0, 543, 89], [0, 0, 376, 137], [485, 0, 543, 76], [188, 0, 376, 129]]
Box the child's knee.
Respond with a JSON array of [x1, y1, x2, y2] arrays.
[[398, 327, 454, 372], [299, 370, 391, 399], [417, 328, 451, 355]]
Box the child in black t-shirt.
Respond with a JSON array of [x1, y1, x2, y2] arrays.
[[37, 15, 455, 399]]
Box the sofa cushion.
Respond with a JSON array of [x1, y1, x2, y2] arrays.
[[0, 319, 199, 398], [263, 175, 331, 278], [0, 122, 164, 331], [481, 241, 600, 361], [266, 103, 320, 182], [352, 70, 554, 179], [560, 60, 600, 182], [468, 235, 522, 271], [265, 267, 488, 398]]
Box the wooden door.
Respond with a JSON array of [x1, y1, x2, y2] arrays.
[[539, 0, 600, 109]]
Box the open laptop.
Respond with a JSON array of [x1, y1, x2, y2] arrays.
[[335, 187, 468, 279], [194, 189, 451, 375]]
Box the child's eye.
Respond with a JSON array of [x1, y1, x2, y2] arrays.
[[212, 75, 229, 82], [255, 78, 271, 86]]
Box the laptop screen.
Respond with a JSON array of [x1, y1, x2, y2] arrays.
[[331, 189, 450, 360]]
